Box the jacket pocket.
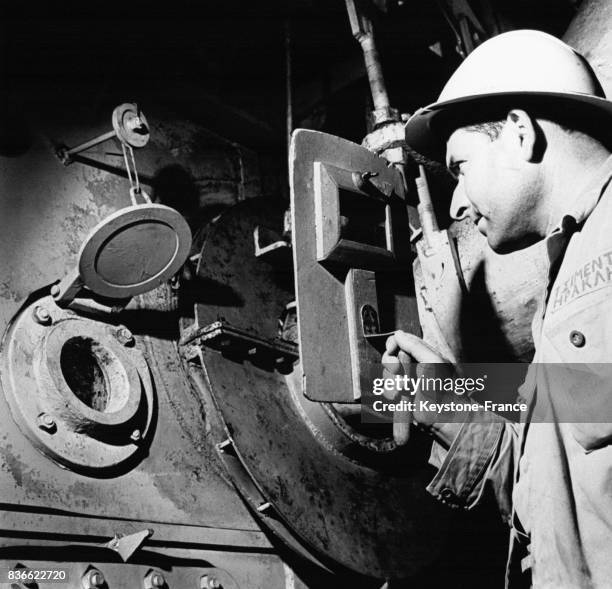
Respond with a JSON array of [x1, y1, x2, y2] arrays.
[[540, 298, 612, 450]]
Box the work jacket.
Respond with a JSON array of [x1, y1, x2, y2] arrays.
[[427, 155, 612, 588]]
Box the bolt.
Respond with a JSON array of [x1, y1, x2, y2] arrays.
[[200, 576, 221, 589], [37, 413, 56, 433], [130, 429, 142, 442], [33, 305, 52, 325], [82, 568, 105, 589], [116, 326, 134, 345], [144, 571, 165, 589]]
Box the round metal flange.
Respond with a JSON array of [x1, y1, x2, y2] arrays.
[[112, 103, 150, 148], [1, 296, 155, 473], [78, 204, 192, 300]]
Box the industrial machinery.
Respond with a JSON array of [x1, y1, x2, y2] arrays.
[[0, 0, 608, 587]]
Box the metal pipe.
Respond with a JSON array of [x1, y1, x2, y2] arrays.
[[285, 17, 293, 156], [415, 165, 439, 247], [357, 32, 390, 110], [345, 0, 390, 110], [64, 129, 117, 157]]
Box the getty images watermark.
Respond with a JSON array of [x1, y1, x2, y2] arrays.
[[360, 363, 612, 424], [370, 372, 528, 415]]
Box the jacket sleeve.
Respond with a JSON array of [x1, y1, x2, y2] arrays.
[[426, 411, 521, 524]]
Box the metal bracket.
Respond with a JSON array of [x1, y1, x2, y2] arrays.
[[104, 529, 153, 562], [253, 225, 292, 264], [437, 0, 488, 58], [51, 270, 129, 315], [57, 103, 150, 165], [179, 320, 298, 364]]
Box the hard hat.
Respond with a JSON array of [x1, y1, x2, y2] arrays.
[[404, 29, 612, 161]]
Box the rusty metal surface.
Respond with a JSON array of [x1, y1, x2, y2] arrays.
[[565, 0, 612, 97], [0, 306, 261, 531], [189, 197, 449, 579], [1, 298, 155, 473], [0, 548, 287, 589], [0, 510, 272, 551], [0, 107, 268, 535], [0, 104, 261, 330]]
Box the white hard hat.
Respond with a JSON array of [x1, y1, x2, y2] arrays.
[[404, 30, 612, 161]]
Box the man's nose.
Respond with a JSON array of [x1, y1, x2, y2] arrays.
[[449, 180, 472, 221]]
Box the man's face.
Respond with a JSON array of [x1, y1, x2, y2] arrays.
[[445, 125, 541, 253]]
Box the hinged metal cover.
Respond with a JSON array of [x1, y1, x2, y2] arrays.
[[290, 129, 418, 402], [78, 204, 192, 299]]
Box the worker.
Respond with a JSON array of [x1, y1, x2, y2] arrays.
[[387, 29, 612, 588]]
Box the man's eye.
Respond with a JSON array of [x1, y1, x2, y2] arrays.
[[449, 161, 466, 180]]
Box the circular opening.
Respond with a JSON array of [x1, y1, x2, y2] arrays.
[[60, 337, 113, 412]]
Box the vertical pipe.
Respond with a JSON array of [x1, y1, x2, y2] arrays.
[[358, 33, 390, 111], [345, 0, 391, 111], [285, 17, 293, 157]]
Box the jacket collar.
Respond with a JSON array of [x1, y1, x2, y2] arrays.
[[549, 154, 612, 235]]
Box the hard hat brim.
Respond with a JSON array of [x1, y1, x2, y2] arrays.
[[404, 91, 612, 163]]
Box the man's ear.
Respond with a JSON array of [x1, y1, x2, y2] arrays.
[[503, 109, 540, 162]]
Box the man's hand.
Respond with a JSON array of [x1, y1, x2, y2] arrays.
[[383, 330, 448, 365], [382, 330, 461, 448]]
